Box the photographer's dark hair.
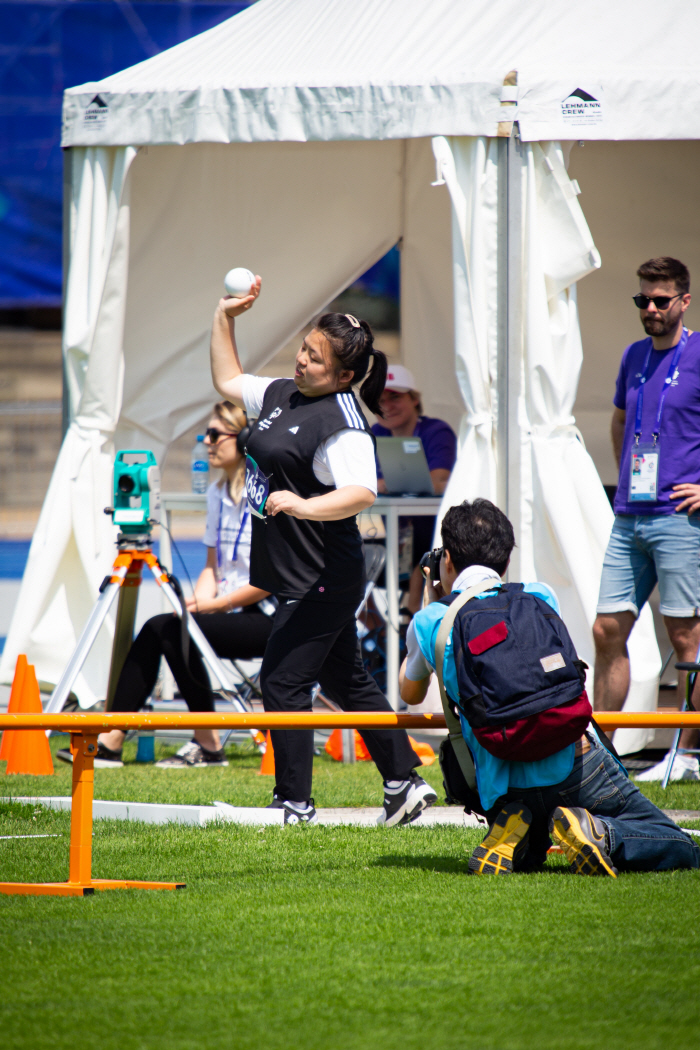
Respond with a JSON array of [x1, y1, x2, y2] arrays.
[[315, 312, 387, 415], [441, 499, 515, 576], [637, 257, 690, 294]]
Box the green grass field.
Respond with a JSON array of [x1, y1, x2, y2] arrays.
[[1, 739, 699, 1050]]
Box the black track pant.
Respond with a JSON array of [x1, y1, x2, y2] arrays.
[[111, 610, 273, 713], [260, 599, 419, 801]]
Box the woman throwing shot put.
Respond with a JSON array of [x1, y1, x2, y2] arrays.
[[210, 278, 436, 825]]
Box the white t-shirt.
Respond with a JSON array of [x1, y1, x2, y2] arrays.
[[242, 375, 377, 495], [202, 480, 252, 607]]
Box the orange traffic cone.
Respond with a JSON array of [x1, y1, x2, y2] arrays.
[[408, 735, 436, 766], [324, 728, 372, 762], [257, 730, 275, 776], [5, 661, 54, 776], [0, 654, 28, 761]]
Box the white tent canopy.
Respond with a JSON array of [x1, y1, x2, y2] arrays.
[[62, 0, 700, 146], [8, 0, 695, 752]]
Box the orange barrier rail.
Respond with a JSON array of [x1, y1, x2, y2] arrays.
[[1, 710, 699, 898], [1, 711, 700, 732]]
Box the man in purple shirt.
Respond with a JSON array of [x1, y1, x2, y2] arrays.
[[593, 257, 700, 781], [372, 365, 457, 612]]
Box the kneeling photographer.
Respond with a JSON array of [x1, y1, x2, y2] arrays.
[[400, 499, 699, 877]]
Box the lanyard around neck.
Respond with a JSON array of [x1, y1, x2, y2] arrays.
[[217, 495, 249, 570], [634, 327, 688, 444]]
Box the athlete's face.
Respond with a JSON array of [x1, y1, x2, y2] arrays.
[[294, 329, 354, 397]]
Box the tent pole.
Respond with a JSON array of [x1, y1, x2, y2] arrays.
[[61, 147, 72, 440], [496, 132, 523, 579]]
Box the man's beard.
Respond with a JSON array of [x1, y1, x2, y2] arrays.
[[642, 314, 676, 336]]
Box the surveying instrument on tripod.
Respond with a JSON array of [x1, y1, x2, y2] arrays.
[[45, 451, 261, 743]]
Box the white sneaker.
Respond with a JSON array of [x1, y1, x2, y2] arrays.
[[634, 752, 700, 782], [154, 740, 228, 768]]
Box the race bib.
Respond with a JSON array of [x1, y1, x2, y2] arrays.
[[629, 444, 659, 502], [245, 455, 271, 518]]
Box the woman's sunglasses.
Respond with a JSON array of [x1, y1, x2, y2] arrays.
[[632, 293, 683, 311], [204, 428, 239, 444]]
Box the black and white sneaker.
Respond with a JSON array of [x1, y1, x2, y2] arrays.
[[56, 742, 124, 768], [377, 772, 438, 827], [154, 740, 228, 768], [266, 796, 318, 825]]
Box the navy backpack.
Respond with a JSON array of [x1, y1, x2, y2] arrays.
[[444, 582, 591, 761]]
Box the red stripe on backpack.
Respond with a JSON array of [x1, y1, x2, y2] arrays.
[[468, 621, 508, 655]]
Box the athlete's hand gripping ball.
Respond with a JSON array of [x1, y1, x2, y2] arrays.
[[218, 272, 261, 318]]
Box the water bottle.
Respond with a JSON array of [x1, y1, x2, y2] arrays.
[[191, 435, 209, 493], [135, 731, 155, 763]]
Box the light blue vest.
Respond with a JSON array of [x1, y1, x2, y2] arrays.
[[412, 581, 576, 812]]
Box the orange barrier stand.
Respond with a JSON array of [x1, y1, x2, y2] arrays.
[[1, 711, 699, 898]]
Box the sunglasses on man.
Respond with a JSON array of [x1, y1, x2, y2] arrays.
[[204, 427, 239, 443], [632, 293, 684, 311]]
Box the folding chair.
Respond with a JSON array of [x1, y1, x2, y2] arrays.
[[662, 659, 700, 788]]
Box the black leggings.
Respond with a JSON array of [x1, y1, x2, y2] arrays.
[[111, 609, 273, 713], [261, 599, 419, 800]]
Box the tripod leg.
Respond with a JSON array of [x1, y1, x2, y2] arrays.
[[45, 572, 127, 714], [105, 559, 144, 711]]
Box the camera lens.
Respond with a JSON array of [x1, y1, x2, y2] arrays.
[[118, 474, 135, 494]]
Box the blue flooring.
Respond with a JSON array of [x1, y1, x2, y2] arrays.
[[0, 538, 206, 583]]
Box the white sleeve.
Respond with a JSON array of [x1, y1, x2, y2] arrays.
[[404, 620, 433, 681], [312, 429, 377, 494], [241, 375, 276, 418], [202, 483, 221, 548]]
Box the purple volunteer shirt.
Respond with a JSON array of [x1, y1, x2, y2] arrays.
[[371, 416, 457, 477], [613, 330, 700, 515]]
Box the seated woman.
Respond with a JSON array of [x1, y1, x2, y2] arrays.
[[57, 401, 274, 769], [371, 365, 457, 613]]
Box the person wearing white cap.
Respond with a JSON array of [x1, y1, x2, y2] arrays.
[[372, 364, 457, 612]]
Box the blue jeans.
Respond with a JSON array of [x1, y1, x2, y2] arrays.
[[597, 512, 700, 617], [490, 735, 700, 872]]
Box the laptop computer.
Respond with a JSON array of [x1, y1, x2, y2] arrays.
[[375, 436, 435, 496]]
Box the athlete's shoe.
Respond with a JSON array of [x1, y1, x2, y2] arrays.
[[468, 802, 532, 875], [154, 740, 228, 768], [549, 806, 618, 878], [56, 742, 124, 768], [377, 772, 438, 827], [634, 752, 700, 782], [266, 796, 317, 825]]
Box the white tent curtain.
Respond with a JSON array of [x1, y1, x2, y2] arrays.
[[0, 147, 136, 705], [434, 135, 660, 753]]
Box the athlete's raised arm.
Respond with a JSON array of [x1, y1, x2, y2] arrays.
[[209, 277, 261, 406]]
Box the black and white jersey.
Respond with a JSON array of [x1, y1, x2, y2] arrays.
[[245, 379, 375, 602]]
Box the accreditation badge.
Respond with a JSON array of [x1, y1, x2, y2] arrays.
[[628, 444, 659, 502], [245, 455, 271, 518]]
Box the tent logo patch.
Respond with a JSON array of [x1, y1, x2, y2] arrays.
[[83, 95, 109, 127], [561, 88, 603, 126]]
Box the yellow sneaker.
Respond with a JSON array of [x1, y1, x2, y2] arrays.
[[468, 802, 532, 875], [549, 806, 617, 878]]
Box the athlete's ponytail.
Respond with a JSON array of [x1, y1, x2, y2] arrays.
[[315, 312, 387, 415]]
